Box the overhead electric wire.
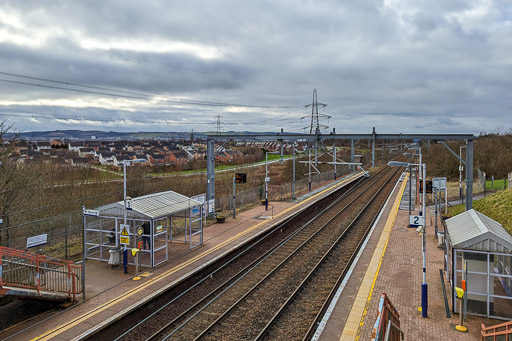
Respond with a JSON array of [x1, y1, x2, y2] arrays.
[[0, 71, 152, 98], [0, 74, 301, 109], [0, 22, 286, 88], [0, 108, 302, 127], [0, 110, 216, 125]]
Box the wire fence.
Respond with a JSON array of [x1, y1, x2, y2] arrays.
[[0, 167, 350, 261], [223, 168, 351, 213]]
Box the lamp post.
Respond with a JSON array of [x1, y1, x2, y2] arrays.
[[404, 153, 413, 217], [459, 145, 466, 204], [308, 144, 312, 191], [404, 149, 423, 215], [388, 160, 428, 317], [292, 142, 296, 200], [265, 151, 279, 211], [403, 152, 414, 218], [122, 160, 132, 274]]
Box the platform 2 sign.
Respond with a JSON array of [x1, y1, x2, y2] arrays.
[[409, 215, 425, 228], [120, 224, 130, 245]]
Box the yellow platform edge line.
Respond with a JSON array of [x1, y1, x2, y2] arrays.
[[32, 172, 363, 341], [340, 175, 408, 341]]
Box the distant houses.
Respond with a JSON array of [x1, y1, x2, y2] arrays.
[[7, 138, 256, 169]]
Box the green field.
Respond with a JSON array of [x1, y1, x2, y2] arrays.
[[266, 154, 291, 161], [447, 188, 512, 234], [485, 178, 507, 190], [147, 155, 294, 177]]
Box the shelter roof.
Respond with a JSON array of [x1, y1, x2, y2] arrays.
[[445, 209, 512, 252], [96, 190, 201, 219]]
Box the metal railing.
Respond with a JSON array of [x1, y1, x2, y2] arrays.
[[0, 246, 82, 301], [481, 320, 512, 341]]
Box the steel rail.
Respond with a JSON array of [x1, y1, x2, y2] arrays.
[[302, 168, 398, 340], [254, 167, 398, 340], [144, 171, 385, 341], [190, 168, 397, 340], [119, 172, 372, 341], [148, 170, 389, 341]]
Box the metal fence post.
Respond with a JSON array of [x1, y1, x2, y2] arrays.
[[232, 176, 236, 219], [81, 206, 86, 301]]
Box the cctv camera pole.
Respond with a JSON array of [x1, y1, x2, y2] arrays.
[[292, 142, 296, 200], [123, 161, 128, 274], [308, 144, 312, 192], [434, 186, 438, 238], [408, 164, 412, 217], [232, 176, 236, 218], [421, 163, 428, 318]]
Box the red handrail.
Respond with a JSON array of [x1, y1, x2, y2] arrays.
[[0, 246, 82, 301], [481, 321, 512, 341]]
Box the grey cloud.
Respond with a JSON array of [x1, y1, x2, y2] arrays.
[[0, 0, 510, 134]]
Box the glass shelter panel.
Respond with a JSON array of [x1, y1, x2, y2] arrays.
[[453, 249, 512, 320]]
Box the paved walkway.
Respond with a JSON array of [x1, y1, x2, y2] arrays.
[[356, 208, 496, 340], [319, 174, 500, 341]]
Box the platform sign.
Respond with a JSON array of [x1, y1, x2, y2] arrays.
[[432, 177, 447, 191], [409, 215, 425, 227], [126, 199, 133, 211], [27, 234, 47, 249], [83, 209, 99, 217], [120, 224, 130, 245]]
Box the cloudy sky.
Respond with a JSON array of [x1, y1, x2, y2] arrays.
[[0, 0, 510, 134]]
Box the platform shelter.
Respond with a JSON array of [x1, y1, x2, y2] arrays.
[[84, 190, 203, 268], [444, 209, 512, 320]]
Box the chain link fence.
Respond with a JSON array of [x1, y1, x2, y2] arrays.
[[1, 166, 353, 261], [223, 168, 351, 214]]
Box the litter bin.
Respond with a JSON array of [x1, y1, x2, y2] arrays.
[[437, 231, 445, 248], [108, 248, 121, 267]]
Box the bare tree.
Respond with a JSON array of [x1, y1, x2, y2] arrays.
[[0, 122, 45, 246]]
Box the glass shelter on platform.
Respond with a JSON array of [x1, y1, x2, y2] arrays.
[[84, 190, 203, 268], [444, 209, 512, 320]]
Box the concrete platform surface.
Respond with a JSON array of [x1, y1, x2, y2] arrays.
[[318, 173, 501, 341]]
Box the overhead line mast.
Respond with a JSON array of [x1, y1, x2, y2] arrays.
[[305, 89, 329, 134], [304, 88, 331, 166]]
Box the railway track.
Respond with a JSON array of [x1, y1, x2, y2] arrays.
[[116, 165, 401, 341]]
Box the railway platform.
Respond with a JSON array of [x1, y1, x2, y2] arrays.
[[1, 171, 363, 341], [319, 173, 500, 341]]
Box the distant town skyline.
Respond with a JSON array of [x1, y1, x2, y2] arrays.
[[0, 1, 510, 135]]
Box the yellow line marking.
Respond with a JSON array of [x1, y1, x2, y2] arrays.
[[32, 173, 362, 341], [340, 175, 408, 341]]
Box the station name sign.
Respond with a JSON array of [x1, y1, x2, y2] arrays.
[[27, 234, 47, 249], [83, 209, 100, 217]]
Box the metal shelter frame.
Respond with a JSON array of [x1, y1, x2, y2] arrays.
[[444, 210, 512, 320], [83, 190, 203, 268], [206, 131, 475, 214]]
